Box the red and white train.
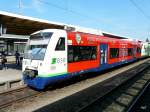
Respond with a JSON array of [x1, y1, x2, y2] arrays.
[[23, 27, 142, 89]]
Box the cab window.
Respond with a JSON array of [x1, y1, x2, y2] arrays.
[[55, 37, 65, 51]]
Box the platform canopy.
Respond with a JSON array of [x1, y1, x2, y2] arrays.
[[0, 11, 65, 35], [0, 34, 29, 40], [0, 11, 129, 39]]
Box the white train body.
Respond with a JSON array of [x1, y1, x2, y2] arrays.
[[23, 29, 68, 88]]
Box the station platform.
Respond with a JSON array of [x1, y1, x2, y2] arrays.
[[0, 64, 22, 82], [0, 58, 23, 92]]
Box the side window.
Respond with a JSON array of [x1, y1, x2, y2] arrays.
[[68, 45, 97, 63], [110, 48, 119, 58], [128, 48, 133, 56], [55, 37, 65, 51], [68, 46, 73, 62]]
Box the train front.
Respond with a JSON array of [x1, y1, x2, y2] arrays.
[[22, 30, 53, 89]]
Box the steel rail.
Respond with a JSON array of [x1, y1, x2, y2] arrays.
[[127, 80, 150, 112], [0, 59, 149, 111], [0, 86, 41, 109], [76, 64, 150, 112]]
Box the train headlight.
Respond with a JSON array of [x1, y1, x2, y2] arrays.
[[29, 70, 35, 77], [23, 69, 38, 78]]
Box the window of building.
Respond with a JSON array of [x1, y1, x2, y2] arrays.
[[55, 37, 65, 51], [110, 48, 119, 58], [128, 48, 133, 56], [68, 45, 97, 63]]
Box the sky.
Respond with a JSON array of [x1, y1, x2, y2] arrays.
[[0, 0, 150, 41]]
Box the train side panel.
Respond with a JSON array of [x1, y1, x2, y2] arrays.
[[67, 32, 100, 73]]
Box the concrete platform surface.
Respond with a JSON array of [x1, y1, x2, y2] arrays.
[[0, 69, 22, 83], [0, 63, 22, 82], [0, 64, 23, 92]]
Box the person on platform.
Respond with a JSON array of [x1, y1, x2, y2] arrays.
[[15, 51, 20, 66], [1, 51, 7, 70]]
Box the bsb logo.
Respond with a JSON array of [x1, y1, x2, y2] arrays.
[[76, 34, 81, 44], [51, 58, 66, 64]]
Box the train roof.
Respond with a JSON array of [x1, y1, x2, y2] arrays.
[[31, 29, 65, 35], [70, 26, 103, 36], [65, 26, 129, 39], [102, 32, 128, 39]]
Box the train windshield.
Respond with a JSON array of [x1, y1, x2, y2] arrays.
[[24, 32, 53, 60]]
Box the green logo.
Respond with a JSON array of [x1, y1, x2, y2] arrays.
[[51, 58, 56, 64]]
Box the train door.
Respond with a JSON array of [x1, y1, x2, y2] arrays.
[[133, 45, 136, 58], [122, 47, 126, 61], [100, 44, 108, 65]]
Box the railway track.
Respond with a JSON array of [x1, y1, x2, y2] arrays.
[[0, 86, 41, 109], [0, 59, 149, 112], [127, 80, 150, 112], [35, 60, 150, 112], [77, 63, 150, 112]]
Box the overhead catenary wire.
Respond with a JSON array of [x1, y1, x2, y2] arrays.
[[129, 0, 150, 41], [129, 0, 150, 22], [37, 0, 92, 19], [36, 0, 148, 40], [36, 0, 114, 32]]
